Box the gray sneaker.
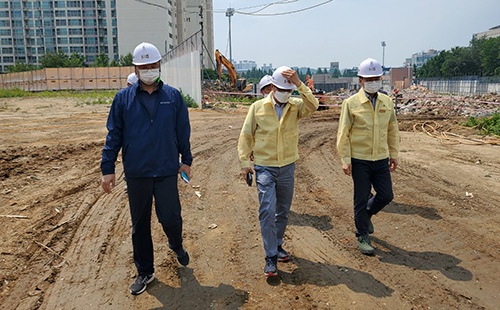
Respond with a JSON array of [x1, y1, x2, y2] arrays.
[[264, 255, 278, 277], [277, 245, 290, 262], [129, 273, 155, 295], [357, 234, 374, 255]]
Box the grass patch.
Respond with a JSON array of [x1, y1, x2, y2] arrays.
[[0, 89, 117, 105]]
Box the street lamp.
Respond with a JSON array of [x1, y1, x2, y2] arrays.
[[381, 41, 386, 68], [225, 8, 235, 63]]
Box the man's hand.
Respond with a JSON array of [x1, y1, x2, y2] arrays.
[[342, 163, 352, 176], [179, 164, 191, 180], [282, 69, 301, 87], [101, 174, 116, 194], [241, 167, 253, 182], [389, 158, 398, 172]]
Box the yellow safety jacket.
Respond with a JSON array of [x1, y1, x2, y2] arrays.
[[336, 89, 399, 165], [238, 82, 319, 168]]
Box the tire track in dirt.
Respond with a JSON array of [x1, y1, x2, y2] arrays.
[[2, 104, 498, 309]]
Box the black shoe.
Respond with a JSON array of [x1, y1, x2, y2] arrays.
[[368, 215, 374, 234], [277, 245, 290, 262], [129, 274, 154, 295], [175, 248, 190, 266], [264, 255, 278, 277]]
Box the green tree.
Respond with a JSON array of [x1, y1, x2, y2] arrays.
[[93, 53, 110, 67], [475, 37, 500, 76], [65, 53, 85, 67], [331, 68, 341, 78], [40, 51, 69, 68], [119, 53, 133, 66], [7, 62, 37, 72], [316, 68, 324, 74], [109, 58, 119, 67], [202, 68, 218, 80], [441, 47, 481, 77]]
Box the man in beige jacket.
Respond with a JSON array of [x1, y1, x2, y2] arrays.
[[238, 66, 318, 276], [337, 58, 400, 255]]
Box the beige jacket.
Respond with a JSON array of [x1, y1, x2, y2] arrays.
[[238, 82, 319, 168], [336, 89, 399, 164]]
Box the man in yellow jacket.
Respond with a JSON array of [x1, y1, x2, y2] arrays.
[[337, 58, 400, 255], [238, 66, 319, 276]]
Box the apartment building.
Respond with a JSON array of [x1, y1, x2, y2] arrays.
[[0, 0, 213, 73]]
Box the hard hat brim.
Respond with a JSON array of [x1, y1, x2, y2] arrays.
[[358, 73, 383, 78]]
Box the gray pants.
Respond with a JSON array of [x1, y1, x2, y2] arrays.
[[255, 163, 296, 258]]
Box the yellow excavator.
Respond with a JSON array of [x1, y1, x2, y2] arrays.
[[215, 49, 252, 92]]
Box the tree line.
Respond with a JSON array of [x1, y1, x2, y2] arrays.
[[416, 36, 500, 78], [7, 52, 134, 73]]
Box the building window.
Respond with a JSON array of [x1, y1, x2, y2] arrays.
[[69, 37, 83, 44], [70, 46, 83, 53], [67, 1, 81, 7], [57, 37, 69, 44], [54, 1, 66, 8], [67, 10, 81, 17], [69, 28, 82, 35], [68, 19, 82, 26]]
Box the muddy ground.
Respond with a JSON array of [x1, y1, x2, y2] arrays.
[[0, 97, 499, 310]]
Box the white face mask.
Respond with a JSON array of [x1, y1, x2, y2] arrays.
[[363, 80, 382, 94], [274, 90, 292, 103], [138, 68, 160, 85]]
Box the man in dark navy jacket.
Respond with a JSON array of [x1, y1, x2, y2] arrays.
[[100, 42, 192, 295]]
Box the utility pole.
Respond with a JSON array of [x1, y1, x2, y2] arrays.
[[225, 7, 235, 62], [381, 41, 386, 69], [199, 5, 204, 70]]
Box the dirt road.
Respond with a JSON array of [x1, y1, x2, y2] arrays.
[[0, 97, 499, 309]]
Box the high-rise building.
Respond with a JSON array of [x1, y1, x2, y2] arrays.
[[473, 25, 500, 40], [408, 49, 439, 69], [0, 0, 214, 73]]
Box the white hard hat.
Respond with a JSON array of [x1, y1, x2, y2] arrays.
[[271, 66, 296, 90], [258, 75, 272, 93], [358, 58, 383, 77], [127, 72, 138, 85], [132, 42, 161, 65]]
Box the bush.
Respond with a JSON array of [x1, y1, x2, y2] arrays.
[[180, 90, 198, 108], [463, 113, 500, 136]]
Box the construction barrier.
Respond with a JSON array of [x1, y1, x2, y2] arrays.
[[0, 66, 134, 91]]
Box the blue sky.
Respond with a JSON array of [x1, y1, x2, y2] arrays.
[[212, 0, 500, 70]]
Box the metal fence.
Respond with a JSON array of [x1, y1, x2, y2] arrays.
[[418, 76, 500, 96]]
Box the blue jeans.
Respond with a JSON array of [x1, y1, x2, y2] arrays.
[[126, 176, 183, 276], [255, 163, 295, 258], [351, 158, 394, 236]]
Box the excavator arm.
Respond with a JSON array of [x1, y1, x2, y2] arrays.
[[215, 49, 238, 88]]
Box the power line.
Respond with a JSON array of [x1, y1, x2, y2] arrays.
[[213, 0, 333, 16], [235, 0, 334, 16], [134, 0, 169, 10]]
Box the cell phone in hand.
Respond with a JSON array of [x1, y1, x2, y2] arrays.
[[246, 172, 252, 187], [180, 171, 190, 184]]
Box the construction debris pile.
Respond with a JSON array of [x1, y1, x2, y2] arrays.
[[390, 85, 500, 118]]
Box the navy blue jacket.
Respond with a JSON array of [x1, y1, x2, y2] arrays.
[[101, 81, 192, 178]]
